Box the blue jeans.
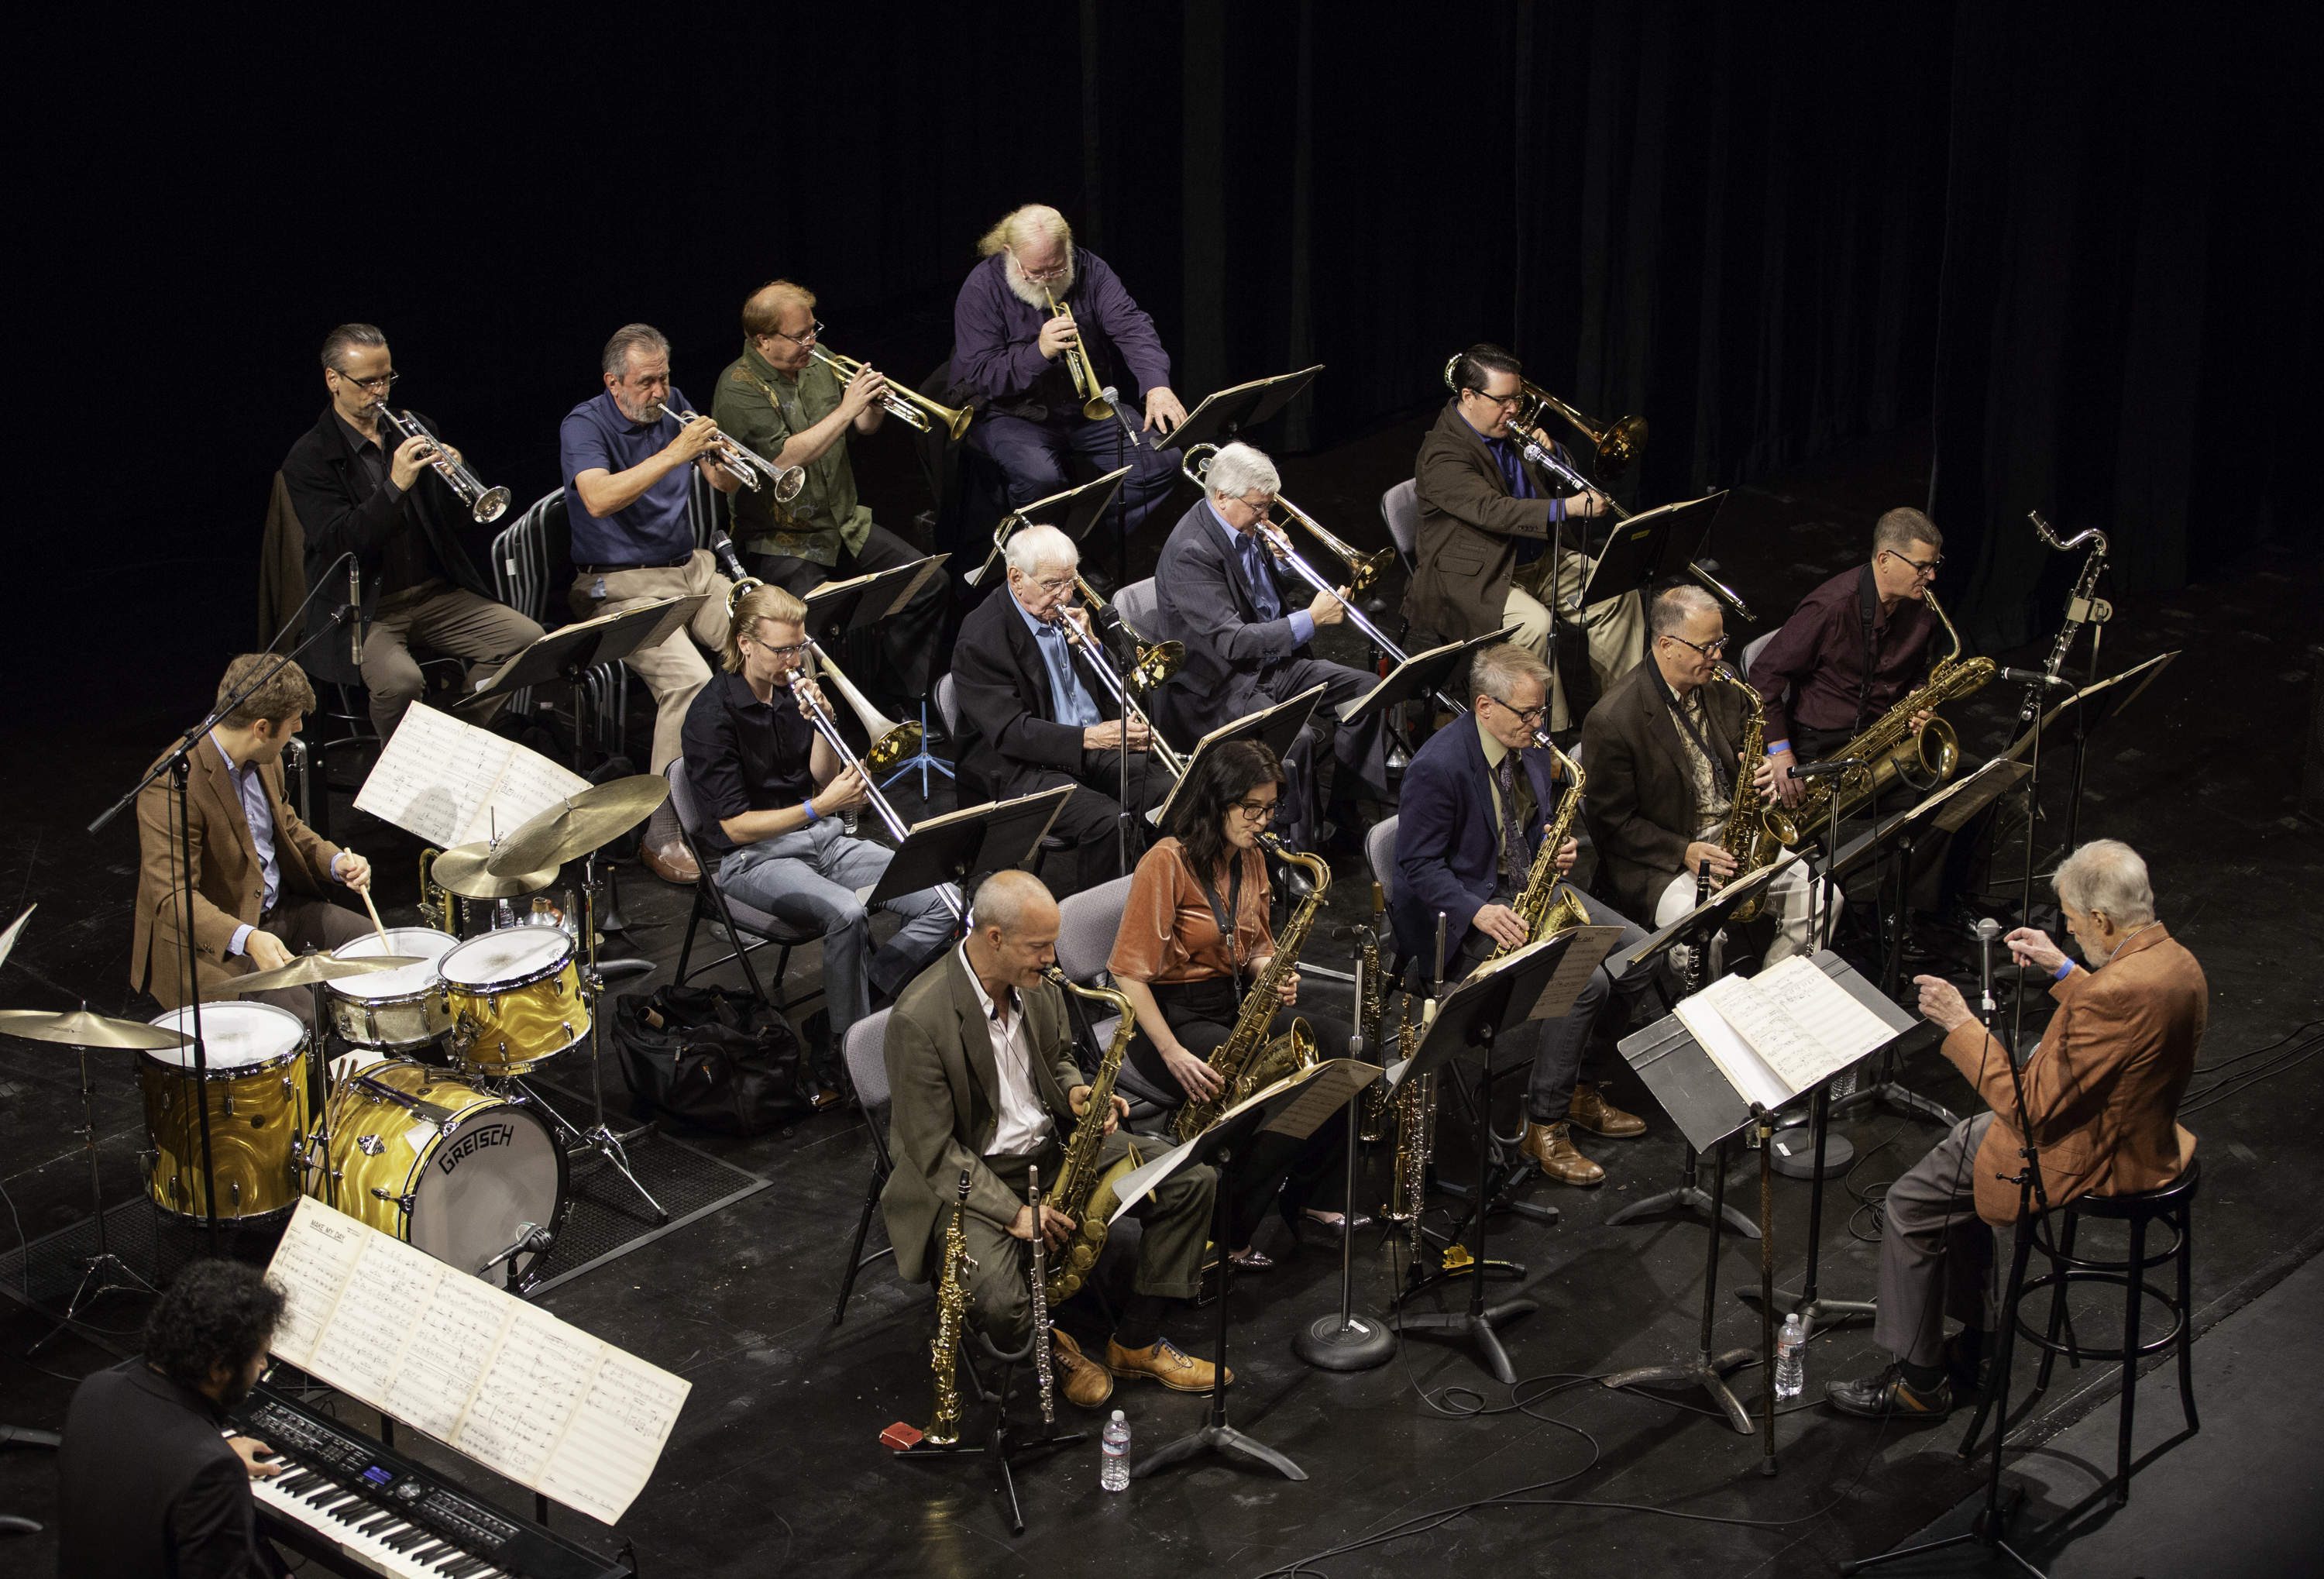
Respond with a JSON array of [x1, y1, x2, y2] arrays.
[[717, 822, 956, 1041], [967, 411, 1184, 538]]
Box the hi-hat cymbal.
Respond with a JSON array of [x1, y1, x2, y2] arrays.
[[432, 841, 561, 900], [226, 953, 425, 996], [0, 1007, 191, 1051], [485, 776, 670, 876]]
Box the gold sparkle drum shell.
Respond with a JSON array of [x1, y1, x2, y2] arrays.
[[438, 926, 589, 1077], [141, 1001, 311, 1220]]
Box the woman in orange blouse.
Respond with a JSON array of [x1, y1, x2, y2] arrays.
[[1109, 740, 1366, 1268]]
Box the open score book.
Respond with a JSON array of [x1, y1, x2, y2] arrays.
[[1671, 955, 1901, 1113], [352, 703, 591, 850]]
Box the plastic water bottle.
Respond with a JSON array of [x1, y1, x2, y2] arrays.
[[1776, 1313, 1807, 1400], [1100, 1410, 1131, 1491]]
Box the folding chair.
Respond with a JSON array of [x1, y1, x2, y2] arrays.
[[831, 1008, 895, 1326], [665, 760, 823, 1013]]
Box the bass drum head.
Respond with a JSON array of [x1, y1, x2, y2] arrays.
[[405, 1100, 566, 1281]]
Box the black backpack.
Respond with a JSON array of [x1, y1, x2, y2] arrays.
[[610, 985, 832, 1136]]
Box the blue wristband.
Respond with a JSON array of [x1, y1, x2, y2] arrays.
[[801, 799, 820, 825], [2052, 959, 2074, 982], [1767, 740, 1789, 755]]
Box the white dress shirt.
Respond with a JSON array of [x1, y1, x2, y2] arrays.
[[961, 944, 1054, 1156]]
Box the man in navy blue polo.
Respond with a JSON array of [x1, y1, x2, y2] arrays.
[[559, 322, 741, 881]]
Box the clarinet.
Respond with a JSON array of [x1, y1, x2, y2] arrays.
[[1687, 858, 1714, 996], [2019, 511, 2111, 727], [1026, 1163, 1054, 1426]]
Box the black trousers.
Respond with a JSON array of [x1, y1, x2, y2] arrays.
[[744, 520, 948, 703], [995, 748, 1172, 896]]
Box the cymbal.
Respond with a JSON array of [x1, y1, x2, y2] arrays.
[[485, 776, 670, 876], [432, 841, 561, 900], [0, 1007, 191, 1051], [226, 953, 425, 996]]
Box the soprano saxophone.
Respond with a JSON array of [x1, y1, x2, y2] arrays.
[[925, 1170, 975, 1446], [1356, 883, 1394, 1144], [1487, 735, 1590, 960], [1039, 968, 1143, 1305], [1170, 835, 1331, 1142], [1025, 1164, 1054, 1426]]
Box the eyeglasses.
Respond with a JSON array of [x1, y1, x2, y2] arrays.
[[1027, 575, 1075, 595], [1487, 696, 1549, 728], [748, 635, 810, 661], [332, 369, 399, 394], [1230, 796, 1279, 821], [1232, 494, 1277, 521], [765, 321, 823, 347], [1659, 633, 1730, 658], [1465, 388, 1522, 410], [1882, 548, 1944, 577], [1013, 253, 1071, 283]]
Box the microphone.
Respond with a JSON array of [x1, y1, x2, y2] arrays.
[[1975, 917, 2001, 1014], [1999, 667, 2072, 688], [1100, 385, 1146, 449], [479, 1222, 553, 1278], [348, 559, 364, 666], [1786, 756, 1865, 780]]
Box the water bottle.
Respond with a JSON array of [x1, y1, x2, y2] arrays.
[[1775, 1313, 1807, 1400], [1100, 1410, 1131, 1491]]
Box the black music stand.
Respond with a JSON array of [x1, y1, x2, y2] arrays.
[[962, 469, 1132, 597], [1571, 493, 1727, 607], [1337, 630, 1503, 751], [799, 554, 952, 641], [858, 786, 1074, 924], [1148, 686, 1323, 829], [1391, 934, 1590, 1383], [461, 594, 710, 766], [2003, 651, 2177, 866], [1151, 366, 1325, 454]]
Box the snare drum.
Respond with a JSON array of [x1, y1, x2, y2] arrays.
[[438, 927, 590, 1077], [142, 1002, 311, 1220], [326, 927, 459, 1051], [321, 1060, 566, 1281]]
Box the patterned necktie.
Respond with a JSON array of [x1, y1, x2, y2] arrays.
[[1497, 751, 1532, 889]]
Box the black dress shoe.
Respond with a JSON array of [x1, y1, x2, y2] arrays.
[[1826, 1365, 1953, 1420], [1942, 1329, 1992, 1394]]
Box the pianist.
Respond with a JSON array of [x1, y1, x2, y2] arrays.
[[57, 1259, 290, 1578]]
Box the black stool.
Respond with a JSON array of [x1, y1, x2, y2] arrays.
[[1963, 1159, 2201, 1507]]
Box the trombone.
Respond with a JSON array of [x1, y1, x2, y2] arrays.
[[1043, 284, 1114, 421], [806, 346, 975, 440], [786, 642, 964, 919], [1047, 611, 1189, 779], [371, 404, 510, 522], [655, 404, 810, 497]]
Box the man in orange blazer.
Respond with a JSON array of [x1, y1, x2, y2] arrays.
[[1828, 838, 2205, 1419], [132, 655, 376, 1026]]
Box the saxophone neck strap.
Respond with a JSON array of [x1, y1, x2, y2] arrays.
[[1196, 851, 1246, 991]]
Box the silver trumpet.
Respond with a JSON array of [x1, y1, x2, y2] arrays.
[[785, 645, 964, 919], [655, 403, 809, 497], [1046, 609, 1189, 779], [372, 404, 510, 522]]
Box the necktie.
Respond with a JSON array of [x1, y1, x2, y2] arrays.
[[1239, 535, 1279, 621], [1497, 752, 1532, 889]]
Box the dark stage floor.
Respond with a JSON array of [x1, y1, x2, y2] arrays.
[[4, 415, 2320, 1577]]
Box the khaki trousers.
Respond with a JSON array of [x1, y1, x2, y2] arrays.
[[230, 898, 373, 1030], [362, 583, 544, 741], [1655, 859, 1838, 972], [1504, 555, 1645, 731], [568, 549, 734, 773]]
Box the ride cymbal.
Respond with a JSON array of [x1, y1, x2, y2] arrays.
[[0, 1007, 191, 1051], [484, 776, 670, 875], [432, 841, 561, 899]]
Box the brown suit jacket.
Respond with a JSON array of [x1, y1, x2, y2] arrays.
[[132, 736, 344, 1010], [1940, 924, 2205, 1226], [1576, 659, 1748, 922], [1403, 401, 1571, 642]]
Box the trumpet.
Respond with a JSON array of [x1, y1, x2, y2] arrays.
[[371, 404, 510, 522], [1043, 284, 1114, 421], [806, 345, 974, 439], [655, 403, 809, 497], [786, 643, 964, 918], [1046, 609, 1188, 779]]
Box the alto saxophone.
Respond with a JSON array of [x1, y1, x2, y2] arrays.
[[1488, 735, 1590, 960], [1170, 835, 1332, 1142], [1764, 588, 1996, 846], [1710, 664, 1783, 923], [1039, 968, 1143, 1305], [925, 1170, 975, 1446]]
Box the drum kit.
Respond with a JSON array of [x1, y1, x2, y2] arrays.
[[0, 776, 673, 1315]]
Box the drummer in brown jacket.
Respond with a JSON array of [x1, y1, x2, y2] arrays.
[[1403, 343, 1641, 729], [1827, 838, 2206, 1419], [132, 655, 375, 1027]]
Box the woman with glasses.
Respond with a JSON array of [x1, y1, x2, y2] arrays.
[[1107, 741, 1367, 1268]]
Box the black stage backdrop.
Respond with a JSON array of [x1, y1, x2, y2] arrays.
[[17, 2, 2313, 722]]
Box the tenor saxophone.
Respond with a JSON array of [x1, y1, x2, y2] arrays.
[[1763, 588, 1996, 846], [1039, 968, 1143, 1305], [1170, 836, 1331, 1142], [925, 1169, 975, 1446], [1710, 665, 1783, 924], [1487, 736, 1590, 960]]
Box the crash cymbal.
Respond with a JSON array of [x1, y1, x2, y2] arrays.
[[431, 841, 561, 900], [225, 952, 425, 996], [485, 776, 670, 876], [0, 1007, 191, 1051]]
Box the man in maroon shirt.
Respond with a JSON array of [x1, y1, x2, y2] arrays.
[[1749, 509, 1945, 805]]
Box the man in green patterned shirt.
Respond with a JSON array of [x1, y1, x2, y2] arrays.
[[712, 279, 948, 706]]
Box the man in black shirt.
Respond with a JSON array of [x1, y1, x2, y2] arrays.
[[57, 1259, 289, 1578], [681, 584, 957, 1049], [280, 323, 541, 740]]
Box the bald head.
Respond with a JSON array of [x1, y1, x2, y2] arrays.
[[973, 869, 1057, 935], [966, 870, 1062, 995]]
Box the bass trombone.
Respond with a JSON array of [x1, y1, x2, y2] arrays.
[[655, 404, 809, 497], [1043, 285, 1114, 421], [371, 404, 511, 522], [786, 642, 964, 919], [806, 346, 975, 440]]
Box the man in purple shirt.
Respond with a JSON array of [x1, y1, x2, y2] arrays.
[[951, 205, 1188, 539]]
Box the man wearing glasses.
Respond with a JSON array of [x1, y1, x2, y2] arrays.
[[282, 323, 543, 741], [561, 322, 742, 883], [1751, 509, 1949, 803], [948, 525, 1167, 895], [1406, 343, 1638, 731], [1393, 644, 1656, 1185], [951, 204, 1187, 542], [712, 280, 948, 710], [1582, 585, 1830, 966]]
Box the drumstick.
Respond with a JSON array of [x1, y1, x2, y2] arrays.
[[353, 863, 391, 949]]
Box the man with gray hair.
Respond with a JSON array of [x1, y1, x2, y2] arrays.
[[1829, 838, 2205, 1419], [951, 524, 1168, 893], [1150, 442, 1391, 853], [560, 322, 743, 882]]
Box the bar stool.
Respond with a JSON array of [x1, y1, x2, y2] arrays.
[[1972, 1158, 2202, 1507]]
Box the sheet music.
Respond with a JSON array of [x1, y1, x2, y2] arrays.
[[1752, 957, 1894, 1068], [1673, 985, 1792, 1112], [264, 1198, 689, 1523], [480, 747, 593, 845], [1676, 960, 1890, 1107], [1523, 927, 1623, 1021], [353, 703, 588, 848], [1258, 1058, 1380, 1141]]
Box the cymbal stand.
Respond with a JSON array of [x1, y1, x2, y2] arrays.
[[564, 846, 666, 1223], [301, 971, 340, 1210], [30, 1034, 155, 1354]]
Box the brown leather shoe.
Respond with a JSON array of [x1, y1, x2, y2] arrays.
[[1567, 1082, 1646, 1137], [642, 838, 700, 885], [1104, 1336, 1231, 1393], [1051, 1328, 1114, 1409], [1519, 1120, 1605, 1185]]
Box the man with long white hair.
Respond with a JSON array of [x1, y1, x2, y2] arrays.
[[952, 204, 1186, 539]]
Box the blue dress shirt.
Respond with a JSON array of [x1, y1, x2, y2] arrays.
[[1205, 501, 1314, 645], [1014, 597, 1102, 728]]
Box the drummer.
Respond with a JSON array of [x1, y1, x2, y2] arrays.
[[132, 655, 376, 1029]]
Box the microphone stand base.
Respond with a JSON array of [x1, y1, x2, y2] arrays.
[[1291, 1310, 1395, 1371]]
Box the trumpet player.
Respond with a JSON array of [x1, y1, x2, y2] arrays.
[[561, 322, 743, 882], [1405, 344, 1641, 731], [950, 525, 1170, 895], [713, 280, 948, 708], [281, 323, 542, 741], [952, 204, 1186, 539], [680, 585, 956, 1054]]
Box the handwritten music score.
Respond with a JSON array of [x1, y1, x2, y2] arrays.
[[1673, 955, 1899, 1110], [266, 1198, 689, 1524], [352, 703, 590, 850]]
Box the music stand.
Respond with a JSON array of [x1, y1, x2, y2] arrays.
[[1150, 366, 1325, 454], [858, 786, 1074, 921], [460, 594, 710, 763], [1572, 494, 1728, 609], [961, 470, 1132, 596], [1337, 630, 1502, 741], [1148, 686, 1324, 828], [2003, 651, 2178, 864]]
